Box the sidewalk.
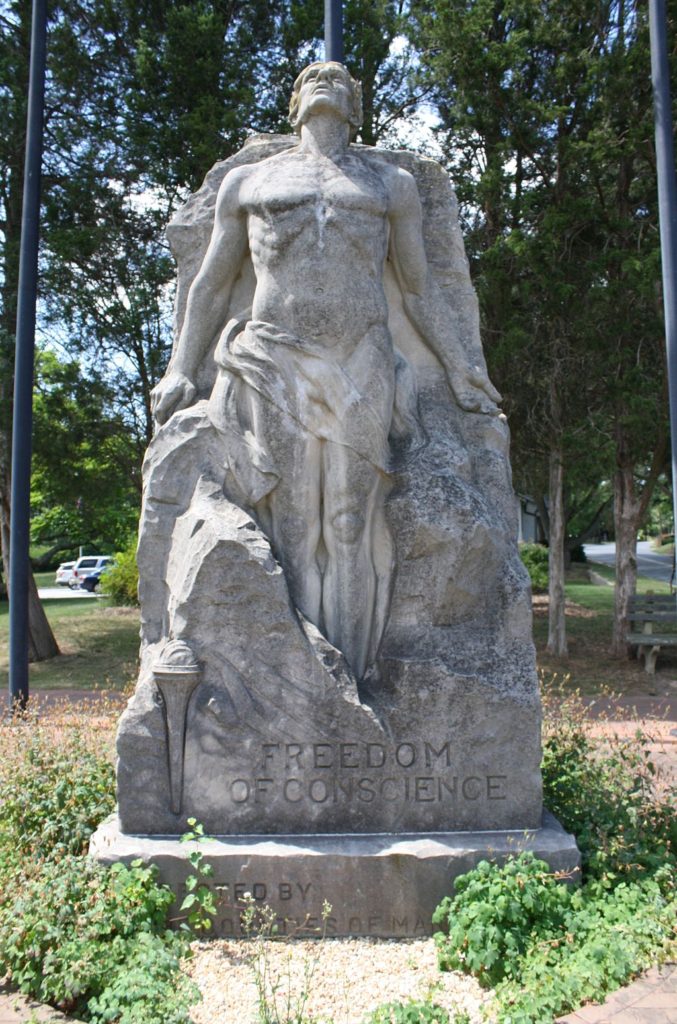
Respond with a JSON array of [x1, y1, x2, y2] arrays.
[[557, 962, 677, 1023], [0, 983, 78, 1023], [0, 691, 674, 1024]]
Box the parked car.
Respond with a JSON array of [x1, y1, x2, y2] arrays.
[[55, 561, 76, 586], [80, 568, 106, 592], [68, 555, 113, 589]]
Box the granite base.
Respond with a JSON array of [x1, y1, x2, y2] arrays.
[[89, 812, 579, 938]]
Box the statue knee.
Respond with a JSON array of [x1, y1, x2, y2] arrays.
[[330, 507, 365, 544]]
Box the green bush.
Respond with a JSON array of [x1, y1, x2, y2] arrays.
[[519, 543, 549, 592], [541, 704, 676, 882], [433, 854, 572, 987], [100, 540, 139, 606], [0, 726, 198, 1024], [434, 855, 675, 1023], [491, 871, 675, 1023], [0, 731, 115, 870], [0, 856, 197, 1023], [433, 695, 676, 1022]]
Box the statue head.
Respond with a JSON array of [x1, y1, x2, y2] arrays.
[[289, 62, 363, 137]]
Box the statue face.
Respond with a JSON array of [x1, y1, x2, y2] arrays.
[[289, 62, 362, 134]]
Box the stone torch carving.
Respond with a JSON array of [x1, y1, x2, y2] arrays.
[[152, 639, 200, 815]]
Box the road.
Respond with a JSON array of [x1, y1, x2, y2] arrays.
[[37, 586, 97, 599], [584, 540, 675, 585]]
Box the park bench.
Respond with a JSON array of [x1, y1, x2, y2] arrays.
[[626, 592, 677, 674]]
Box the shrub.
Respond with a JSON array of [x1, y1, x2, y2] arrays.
[[0, 720, 199, 1024], [100, 540, 139, 605], [433, 688, 677, 1022], [491, 871, 675, 1023], [519, 543, 548, 592], [0, 855, 197, 1023], [541, 689, 676, 883], [433, 854, 572, 988], [0, 731, 115, 869]]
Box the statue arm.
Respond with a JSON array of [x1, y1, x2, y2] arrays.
[[387, 168, 502, 414], [152, 169, 249, 425]]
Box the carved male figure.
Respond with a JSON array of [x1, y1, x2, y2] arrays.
[[152, 62, 500, 680]]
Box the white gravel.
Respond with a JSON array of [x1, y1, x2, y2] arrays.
[[187, 937, 493, 1023]]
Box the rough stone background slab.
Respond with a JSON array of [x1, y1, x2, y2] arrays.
[[91, 813, 579, 939], [116, 136, 543, 837]]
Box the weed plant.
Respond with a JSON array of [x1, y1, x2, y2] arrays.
[[241, 894, 333, 1024], [433, 678, 677, 1023]]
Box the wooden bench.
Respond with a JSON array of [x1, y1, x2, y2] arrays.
[[626, 592, 677, 674]]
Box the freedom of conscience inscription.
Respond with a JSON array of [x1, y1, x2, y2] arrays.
[[227, 740, 508, 811]]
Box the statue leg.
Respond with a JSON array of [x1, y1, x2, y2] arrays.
[[321, 444, 387, 680], [255, 419, 324, 629]]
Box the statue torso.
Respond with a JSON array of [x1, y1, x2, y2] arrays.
[[239, 148, 393, 348]]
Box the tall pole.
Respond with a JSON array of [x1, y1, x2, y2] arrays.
[[324, 0, 344, 63], [9, 0, 47, 711], [649, 0, 677, 557]]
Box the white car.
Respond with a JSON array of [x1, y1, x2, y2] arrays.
[[68, 555, 113, 589], [55, 561, 76, 586]]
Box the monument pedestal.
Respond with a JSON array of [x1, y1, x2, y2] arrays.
[[90, 812, 579, 938]]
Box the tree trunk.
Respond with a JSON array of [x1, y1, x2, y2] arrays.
[[27, 570, 59, 660], [547, 446, 568, 655], [612, 459, 639, 656], [611, 404, 667, 657], [0, 464, 60, 663]]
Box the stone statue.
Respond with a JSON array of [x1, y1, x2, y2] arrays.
[[114, 61, 546, 847], [151, 62, 500, 681]]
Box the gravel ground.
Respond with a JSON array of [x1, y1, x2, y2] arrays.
[[186, 937, 493, 1023]]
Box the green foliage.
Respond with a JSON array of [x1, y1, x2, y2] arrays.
[[0, 724, 198, 1023], [0, 732, 116, 867], [541, 707, 677, 881], [491, 871, 675, 1023], [433, 696, 676, 1022], [519, 543, 549, 593], [100, 541, 139, 606], [30, 350, 141, 554], [433, 854, 571, 987], [179, 818, 217, 934], [0, 856, 196, 1023], [363, 999, 462, 1023]]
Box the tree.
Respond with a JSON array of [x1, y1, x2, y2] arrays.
[[30, 350, 140, 561], [410, 0, 671, 658], [0, 0, 289, 662]]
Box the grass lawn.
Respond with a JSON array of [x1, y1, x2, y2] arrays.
[[0, 596, 139, 692], [534, 562, 677, 695]]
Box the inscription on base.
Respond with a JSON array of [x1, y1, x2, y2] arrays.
[[224, 740, 508, 810]]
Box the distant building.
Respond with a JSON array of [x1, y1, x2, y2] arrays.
[[517, 495, 546, 544]]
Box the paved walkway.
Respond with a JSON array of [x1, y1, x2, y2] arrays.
[[557, 962, 677, 1023], [0, 693, 675, 1024]]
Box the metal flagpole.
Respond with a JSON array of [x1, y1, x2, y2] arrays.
[[649, 1, 677, 569], [324, 0, 344, 63], [8, 0, 47, 711]]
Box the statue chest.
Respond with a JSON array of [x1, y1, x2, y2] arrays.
[[244, 159, 389, 236]]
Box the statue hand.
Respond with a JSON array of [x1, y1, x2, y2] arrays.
[[151, 370, 197, 426], [447, 363, 502, 415]]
